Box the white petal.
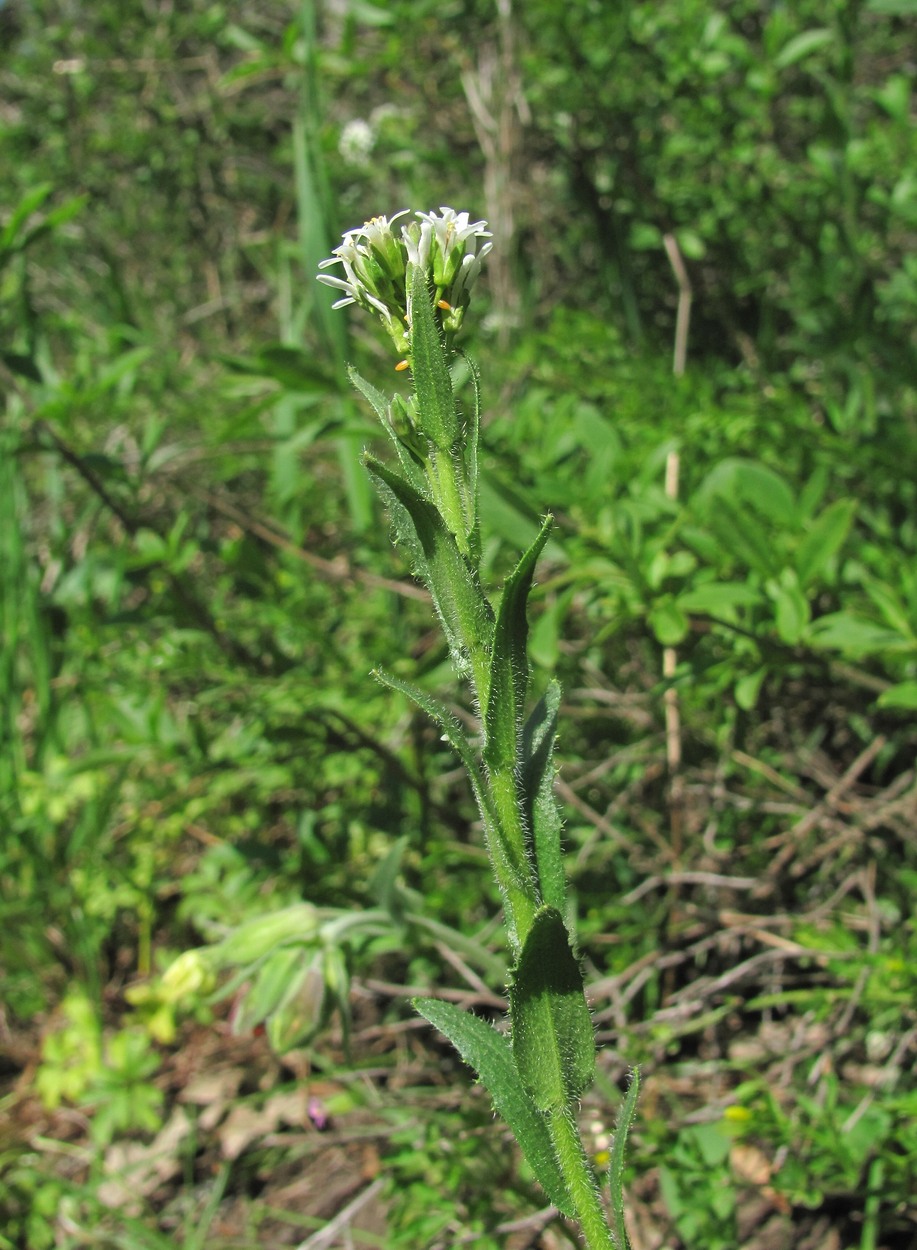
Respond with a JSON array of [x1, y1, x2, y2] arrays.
[[317, 274, 355, 294]]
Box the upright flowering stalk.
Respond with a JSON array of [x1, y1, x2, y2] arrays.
[[318, 210, 637, 1250], [318, 209, 493, 558]]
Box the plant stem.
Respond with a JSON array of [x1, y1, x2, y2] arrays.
[[487, 767, 539, 950], [428, 445, 469, 557], [548, 1106, 615, 1250]]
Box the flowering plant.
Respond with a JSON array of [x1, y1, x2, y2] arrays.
[[319, 208, 638, 1249], [317, 207, 492, 359]]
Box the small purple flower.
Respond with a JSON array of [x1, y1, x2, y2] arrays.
[[307, 1095, 331, 1131]]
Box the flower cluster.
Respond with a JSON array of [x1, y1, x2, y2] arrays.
[[317, 207, 492, 359]]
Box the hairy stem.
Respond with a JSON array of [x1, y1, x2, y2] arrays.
[[548, 1107, 616, 1250]]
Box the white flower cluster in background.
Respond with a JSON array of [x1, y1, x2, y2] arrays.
[[338, 118, 375, 166]]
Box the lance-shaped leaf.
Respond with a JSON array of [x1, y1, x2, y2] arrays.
[[348, 366, 430, 496], [410, 265, 458, 451], [794, 497, 856, 589], [609, 1069, 640, 1250], [346, 365, 389, 424], [521, 680, 567, 914], [372, 668, 493, 830], [510, 906, 595, 1112], [457, 349, 483, 563], [415, 997, 575, 1217], [374, 668, 536, 923], [484, 515, 553, 774], [365, 455, 494, 690]]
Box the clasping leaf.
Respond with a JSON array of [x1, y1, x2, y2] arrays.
[[510, 907, 595, 1113], [414, 997, 575, 1216]]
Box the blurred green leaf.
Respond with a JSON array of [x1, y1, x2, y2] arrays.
[[735, 668, 767, 710], [677, 582, 765, 615], [809, 613, 908, 656], [698, 459, 797, 528], [675, 229, 706, 260], [794, 498, 856, 587], [864, 581, 916, 640], [768, 573, 810, 645], [877, 681, 917, 710], [774, 28, 834, 71], [649, 598, 690, 645]]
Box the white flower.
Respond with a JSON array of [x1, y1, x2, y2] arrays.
[[415, 206, 492, 252], [413, 207, 492, 288], [317, 207, 492, 358], [402, 219, 433, 272], [449, 242, 493, 310], [361, 209, 410, 250], [338, 118, 375, 165]]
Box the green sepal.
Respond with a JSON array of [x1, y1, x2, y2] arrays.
[[521, 680, 567, 914], [609, 1068, 640, 1250], [484, 515, 553, 774], [410, 265, 458, 451], [510, 906, 595, 1112], [414, 997, 575, 1217], [373, 668, 534, 913], [364, 455, 493, 689]]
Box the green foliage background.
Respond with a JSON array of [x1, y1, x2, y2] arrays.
[[1, 0, 915, 1246]]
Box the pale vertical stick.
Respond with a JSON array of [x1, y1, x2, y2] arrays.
[[460, 0, 527, 340], [663, 233, 692, 380], [661, 234, 692, 866]]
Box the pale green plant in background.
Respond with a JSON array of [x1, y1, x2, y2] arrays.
[[318, 207, 639, 1249]]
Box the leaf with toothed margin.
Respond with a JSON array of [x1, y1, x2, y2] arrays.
[[348, 366, 430, 495], [609, 1068, 640, 1250], [373, 668, 532, 915], [521, 680, 567, 914], [364, 455, 493, 685], [484, 515, 553, 775], [414, 996, 575, 1217]]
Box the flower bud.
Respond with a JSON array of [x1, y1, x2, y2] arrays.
[[160, 949, 217, 1002], [211, 903, 320, 968]]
